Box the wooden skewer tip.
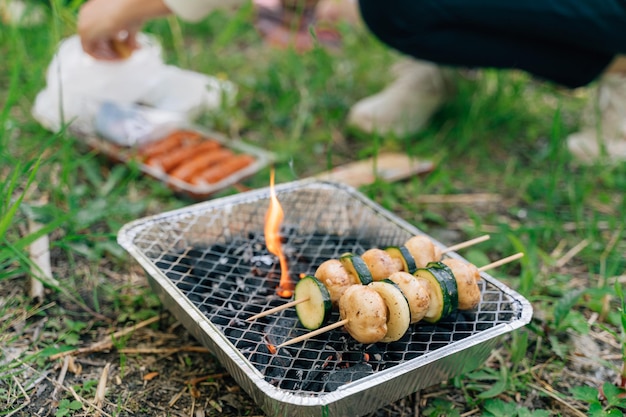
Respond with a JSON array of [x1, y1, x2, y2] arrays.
[[277, 251, 525, 348], [247, 297, 309, 321], [442, 234, 490, 254], [276, 319, 349, 349], [478, 252, 524, 272]]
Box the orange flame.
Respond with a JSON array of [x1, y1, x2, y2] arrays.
[[264, 169, 293, 298]]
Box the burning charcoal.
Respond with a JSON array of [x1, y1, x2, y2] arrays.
[[246, 343, 292, 377], [264, 353, 292, 387], [323, 363, 374, 392], [242, 343, 275, 366], [339, 351, 368, 366]]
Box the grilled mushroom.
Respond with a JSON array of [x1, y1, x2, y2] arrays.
[[441, 258, 481, 310], [314, 259, 355, 306], [361, 248, 402, 281], [339, 285, 388, 344]]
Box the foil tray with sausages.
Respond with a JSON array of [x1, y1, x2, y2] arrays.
[[82, 126, 274, 199]]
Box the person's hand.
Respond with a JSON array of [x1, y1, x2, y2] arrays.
[[77, 0, 171, 60]]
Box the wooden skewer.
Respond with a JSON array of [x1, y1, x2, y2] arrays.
[[247, 235, 491, 322], [478, 252, 524, 272], [247, 297, 309, 321], [275, 252, 524, 350], [276, 319, 349, 348], [441, 234, 490, 254]]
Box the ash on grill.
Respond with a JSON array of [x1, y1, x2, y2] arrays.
[[154, 228, 514, 395]]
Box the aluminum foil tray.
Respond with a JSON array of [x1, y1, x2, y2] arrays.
[[82, 125, 274, 200], [117, 179, 533, 417]]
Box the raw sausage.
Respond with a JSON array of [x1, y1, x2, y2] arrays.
[[139, 130, 202, 159], [192, 154, 255, 184], [169, 148, 234, 182], [146, 140, 221, 172]]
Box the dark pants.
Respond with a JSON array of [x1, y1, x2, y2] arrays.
[[358, 0, 626, 88]]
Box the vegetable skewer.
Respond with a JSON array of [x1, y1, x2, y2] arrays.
[[276, 253, 524, 349], [247, 235, 489, 322]]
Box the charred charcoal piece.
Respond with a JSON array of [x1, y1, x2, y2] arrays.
[[323, 363, 374, 392], [187, 292, 208, 306], [245, 340, 287, 368], [227, 327, 266, 351], [210, 308, 238, 327], [265, 352, 292, 387], [265, 316, 300, 342], [339, 351, 368, 366], [198, 304, 216, 315], [155, 253, 179, 267]]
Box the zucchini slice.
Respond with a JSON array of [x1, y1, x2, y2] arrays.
[[339, 252, 373, 285], [294, 275, 332, 330], [384, 245, 418, 274], [414, 262, 459, 323], [368, 280, 411, 342]]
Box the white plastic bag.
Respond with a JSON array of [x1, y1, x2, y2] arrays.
[[32, 33, 237, 146]]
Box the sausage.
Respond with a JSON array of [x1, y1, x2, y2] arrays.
[[169, 148, 234, 182], [146, 140, 221, 172], [138, 130, 202, 160], [192, 154, 256, 184]]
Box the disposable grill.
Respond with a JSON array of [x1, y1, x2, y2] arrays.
[[118, 179, 532, 417]]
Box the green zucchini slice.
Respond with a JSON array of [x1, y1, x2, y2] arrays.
[[368, 280, 411, 342], [414, 262, 459, 323], [339, 252, 373, 285], [294, 275, 332, 330], [384, 245, 418, 274]]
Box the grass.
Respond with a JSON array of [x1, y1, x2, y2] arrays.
[[1, 2, 625, 416]]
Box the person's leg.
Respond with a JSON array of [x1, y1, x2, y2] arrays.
[[567, 56, 626, 162], [359, 0, 626, 88], [317, 0, 455, 137], [357, 0, 626, 160], [605, 55, 626, 74], [347, 58, 454, 137]]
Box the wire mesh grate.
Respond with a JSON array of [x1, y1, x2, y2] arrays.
[[125, 182, 526, 396]]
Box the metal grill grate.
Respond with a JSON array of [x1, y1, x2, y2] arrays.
[[119, 180, 532, 416]]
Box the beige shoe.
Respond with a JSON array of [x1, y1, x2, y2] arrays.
[[347, 59, 453, 137], [314, 0, 361, 27], [567, 74, 626, 163]]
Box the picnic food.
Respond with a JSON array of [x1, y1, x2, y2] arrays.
[[246, 235, 492, 327], [293, 275, 333, 330], [287, 237, 483, 341], [192, 154, 257, 184], [170, 148, 233, 182], [135, 130, 256, 185], [279, 254, 523, 348], [270, 238, 524, 348], [139, 129, 202, 159]]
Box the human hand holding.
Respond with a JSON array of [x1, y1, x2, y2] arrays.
[[77, 0, 172, 60]]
